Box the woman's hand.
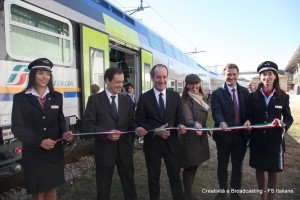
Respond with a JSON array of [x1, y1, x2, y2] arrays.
[[194, 122, 203, 135], [62, 131, 74, 142], [41, 138, 55, 150]]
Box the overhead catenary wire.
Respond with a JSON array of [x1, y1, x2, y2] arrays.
[[110, 0, 197, 51]]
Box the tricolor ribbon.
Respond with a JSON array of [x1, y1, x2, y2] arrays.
[[54, 120, 285, 143]]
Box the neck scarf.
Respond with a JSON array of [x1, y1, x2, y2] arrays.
[[262, 88, 274, 98], [188, 91, 209, 111]]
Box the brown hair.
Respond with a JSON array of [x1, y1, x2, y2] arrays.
[[254, 71, 286, 99], [181, 79, 205, 103]]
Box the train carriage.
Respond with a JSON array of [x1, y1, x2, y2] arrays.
[[0, 0, 222, 177]]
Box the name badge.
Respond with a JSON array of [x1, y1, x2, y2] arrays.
[[51, 105, 59, 109], [275, 105, 282, 109]]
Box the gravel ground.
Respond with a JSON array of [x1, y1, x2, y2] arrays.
[[0, 156, 95, 200]]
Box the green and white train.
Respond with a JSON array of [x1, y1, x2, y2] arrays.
[[0, 0, 222, 177]]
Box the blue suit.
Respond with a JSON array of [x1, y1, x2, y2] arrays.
[[211, 83, 249, 190]]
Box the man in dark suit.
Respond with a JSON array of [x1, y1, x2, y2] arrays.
[[83, 67, 146, 200], [211, 63, 249, 200], [135, 64, 186, 200]]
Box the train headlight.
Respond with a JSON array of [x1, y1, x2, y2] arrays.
[[14, 164, 22, 173]]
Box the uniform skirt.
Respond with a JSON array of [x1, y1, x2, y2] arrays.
[[249, 148, 284, 173], [24, 159, 65, 194]]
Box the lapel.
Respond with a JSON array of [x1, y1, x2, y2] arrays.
[[27, 94, 45, 113], [257, 92, 268, 110], [117, 94, 126, 120], [165, 90, 172, 119], [222, 84, 234, 108], [189, 98, 207, 112], [44, 93, 55, 110], [98, 91, 115, 120], [150, 89, 162, 119], [266, 93, 278, 111]]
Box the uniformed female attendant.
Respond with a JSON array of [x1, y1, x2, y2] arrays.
[[244, 61, 293, 200], [11, 58, 73, 200], [180, 74, 210, 200]]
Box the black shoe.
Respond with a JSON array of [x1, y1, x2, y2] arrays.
[[215, 193, 227, 200], [230, 193, 241, 200]]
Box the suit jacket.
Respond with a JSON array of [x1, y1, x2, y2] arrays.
[[246, 91, 293, 152], [11, 91, 67, 167], [180, 97, 210, 166], [135, 88, 184, 154], [82, 91, 137, 167], [211, 83, 249, 141]]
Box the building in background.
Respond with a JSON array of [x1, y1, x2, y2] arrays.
[[285, 45, 300, 94]]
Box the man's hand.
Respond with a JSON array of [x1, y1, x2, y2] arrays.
[[107, 130, 122, 141], [135, 127, 148, 137], [220, 122, 229, 131], [154, 123, 170, 139]]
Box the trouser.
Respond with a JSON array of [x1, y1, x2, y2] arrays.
[[182, 166, 198, 200], [145, 140, 183, 200], [215, 133, 247, 189]]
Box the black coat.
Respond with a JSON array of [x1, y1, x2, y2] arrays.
[[82, 91, 137, 167], [11, 91, 67, 167], [135, 89, 184, 155], [246, 91, 293, 152]]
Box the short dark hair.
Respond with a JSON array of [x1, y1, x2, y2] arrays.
[[104, 67, 123, 82], [124, 82, 134, 92], [150, 64, 168, 79], [223, 63, 239, 74]]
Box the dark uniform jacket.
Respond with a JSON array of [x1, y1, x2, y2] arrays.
[[11, 91, 67, 167], [180, 97, 210, 167], [246, 91, 293, 152]]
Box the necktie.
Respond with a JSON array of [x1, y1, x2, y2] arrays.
[[39, 97, 46, 108], [159, 93, 165, 119], [111, 95, 118, 120], [232, 89, 240, 125]]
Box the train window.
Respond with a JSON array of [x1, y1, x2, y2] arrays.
[[163, 40, 175, 58], [148, 30, 164, 53], [168, 80, 175, 91], [4, 1, 73, 65], [90, 48, 105, 90], [144, 63, 151, 92], [173, 47, 182, 62], [177, 81, 184, 95], [181, 53, 189, 65]]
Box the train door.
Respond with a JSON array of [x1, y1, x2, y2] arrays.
[[108, 43, 151, 99], [141, 49, 153, 93], [80, 25, 109, 111], [108, 42, 138, 94]]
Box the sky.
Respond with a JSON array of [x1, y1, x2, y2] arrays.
[[108, 0, 300, 76]]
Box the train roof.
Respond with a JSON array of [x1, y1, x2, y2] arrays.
[[53, 0, 207, 74]]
